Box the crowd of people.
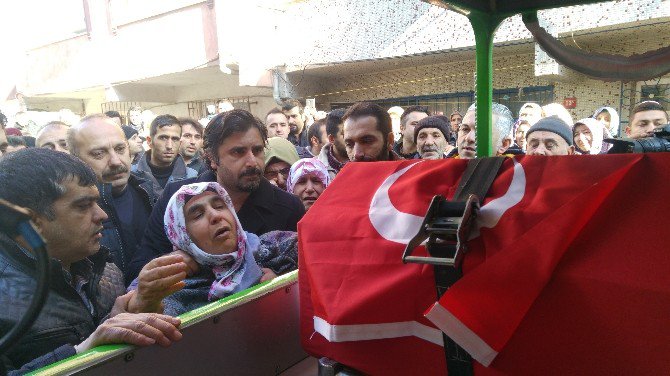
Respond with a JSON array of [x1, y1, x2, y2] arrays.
[[0, 96, 668, 374]]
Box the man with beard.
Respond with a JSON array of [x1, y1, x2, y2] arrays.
[[131, 115, 198, 197], [69, 115, 156, 283], [282, 99, 310, 147], [317, 108, 349, 179], [130, 109, 304, 279], [342, 102, 399, 162], [178, 117, 207, 174]]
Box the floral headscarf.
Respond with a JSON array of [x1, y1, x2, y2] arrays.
[[164, 182, 261, 300], [287, 158, 331, 194]]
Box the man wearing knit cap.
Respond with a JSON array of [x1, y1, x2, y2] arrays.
[[414, 116, 451, 160], [121, 125, 145, 164], [525, 116, 575, 156]]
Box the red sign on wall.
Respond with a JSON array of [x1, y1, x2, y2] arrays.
[[563, 97, 577, 109]]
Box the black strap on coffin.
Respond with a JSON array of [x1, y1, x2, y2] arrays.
[[437, 157, 505, 375]]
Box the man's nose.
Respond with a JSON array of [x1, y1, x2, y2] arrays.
[[93, 203, 108, 224], [466, 130, 476, 143], [109, 149, 123, 166]]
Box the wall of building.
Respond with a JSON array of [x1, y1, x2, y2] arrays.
[[301, 20, 670, 126]]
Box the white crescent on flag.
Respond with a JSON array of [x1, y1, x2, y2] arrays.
[[369, 159, 526, 245]]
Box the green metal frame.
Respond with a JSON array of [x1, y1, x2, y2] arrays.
[[29, 271, 299, 376], [428, 0, 609, 156]]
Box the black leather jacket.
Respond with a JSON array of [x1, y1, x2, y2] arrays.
[[0, 233, 125, 372], [98, 173, 156, 285]]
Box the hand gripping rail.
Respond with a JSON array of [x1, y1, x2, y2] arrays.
[[29, 270, 305, 376]]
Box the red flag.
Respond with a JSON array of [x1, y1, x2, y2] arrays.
[[300, 154, 670, 375]]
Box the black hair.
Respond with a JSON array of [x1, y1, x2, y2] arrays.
[[342, 102, 392, 136], [7, 136, 26, 148], [0, 148, 97, 220], [178, 117, 203, 135], [326, 108, 347, 137], [631, 101, 668, 122], [150, 114, 180, 137], [0, 112, 7, 128], [104, 110, 121, 119], [22, 136, 36, 148], [203, 109, 267, 165], [308, 118, 326, 143], [400, 105, 431, 125], [281, 99, 302, 112]]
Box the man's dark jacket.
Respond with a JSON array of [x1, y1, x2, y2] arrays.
[[0, 234, 124, 373], [97, 173, 156, 285], [128, 170, 305, 281]]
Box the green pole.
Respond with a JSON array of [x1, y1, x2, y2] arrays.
[[468, 12, 504, 157]]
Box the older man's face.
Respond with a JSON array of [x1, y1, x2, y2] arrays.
[[526, 131, 574, 156], [417, 128, 447, 160]]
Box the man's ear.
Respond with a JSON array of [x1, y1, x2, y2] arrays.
[[327, 134, 335, 144], [624, 126, 632, 137], [145, 135, 153, 148], [205, 151, 218, 171], [567, 145, 575, 155], [386, 132, 395, 148], [310, 135, 318, 148], [399, 123, 406, 132]]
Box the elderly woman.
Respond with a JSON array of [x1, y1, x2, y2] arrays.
[[128, 182, 298, 316], [264, 137, 301, 190], [573, 118, 605, 155], [287, 158, 330, 211], [593, 106, 620, 138]]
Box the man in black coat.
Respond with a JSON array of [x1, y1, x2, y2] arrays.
[[129, 109, 305, 280], [0, 149, 183, 374]]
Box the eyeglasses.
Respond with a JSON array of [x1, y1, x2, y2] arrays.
[[264, 167, 290, 180]]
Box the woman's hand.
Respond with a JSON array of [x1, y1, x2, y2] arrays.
[[128, 255, 189, 313]]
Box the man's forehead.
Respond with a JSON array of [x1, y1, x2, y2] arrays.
[[58, 179, 99, 201], [284, 107, 300, 115], [344, 116, 380, 137], [155, 124, 181, 136], [632, 110, 668, 123], [181, 123, 199, 134], [527, 131, 560, 142], [406, 111, 428, 121], [220, 128, 263, 148]]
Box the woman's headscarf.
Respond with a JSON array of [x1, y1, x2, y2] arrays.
[[573, 118, 605, 155], [287, 158, 331, 194], [164, 182, 262, 300], [593, 106, 620, 138]]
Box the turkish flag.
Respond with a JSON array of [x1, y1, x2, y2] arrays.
[[299, 154, 670, 375]]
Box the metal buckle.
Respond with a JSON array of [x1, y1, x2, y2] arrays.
[[402, 194, 480, 268]]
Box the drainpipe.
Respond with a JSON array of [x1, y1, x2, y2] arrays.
[[273, 66, 289, 105]]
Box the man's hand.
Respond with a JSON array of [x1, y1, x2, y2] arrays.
[[260, 268, 277, 283], [74, 313, 182, 353], [128, 254, 188, 313]]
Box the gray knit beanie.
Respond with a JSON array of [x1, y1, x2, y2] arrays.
[[414, 116, 450, 143], [526, 116, 573, 146]]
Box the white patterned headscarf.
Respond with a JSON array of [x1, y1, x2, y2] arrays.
[[164, 182, 261, 300], [287, 158, 331, 194]]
